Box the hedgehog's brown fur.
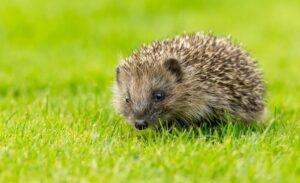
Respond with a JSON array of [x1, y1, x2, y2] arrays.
[[113, 32, 265, 130]]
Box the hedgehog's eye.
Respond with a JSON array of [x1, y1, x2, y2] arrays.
[[153, 90, 165, 102], [125, 96, 130, 103]]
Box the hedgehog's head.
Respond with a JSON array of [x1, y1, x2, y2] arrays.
[[113, 58, 184, 130]]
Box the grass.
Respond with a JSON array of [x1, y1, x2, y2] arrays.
[[1, 0, 300, 182]]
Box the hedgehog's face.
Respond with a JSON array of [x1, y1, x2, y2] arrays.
[[113, 58, 182, 130]]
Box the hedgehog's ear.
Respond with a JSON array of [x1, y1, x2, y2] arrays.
[[116, 66, 120, 83], [164, 58, 182, 82]]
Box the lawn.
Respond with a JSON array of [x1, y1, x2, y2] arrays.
[[1, 0, 300, 182]]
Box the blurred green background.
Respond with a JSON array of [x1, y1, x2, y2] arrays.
[[1, 0, 300, 182]]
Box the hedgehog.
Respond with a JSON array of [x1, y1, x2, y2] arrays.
[[113, 32, 265, 130]]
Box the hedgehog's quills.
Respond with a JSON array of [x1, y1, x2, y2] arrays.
[[113, 32, 265, 130]]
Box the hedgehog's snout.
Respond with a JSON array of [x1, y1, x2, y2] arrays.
[[134, 119, 148, 130]]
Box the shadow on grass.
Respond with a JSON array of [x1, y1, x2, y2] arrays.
[[136, 109, 285, 143]]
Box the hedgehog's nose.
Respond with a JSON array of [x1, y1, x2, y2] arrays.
[[134, 120, 148, 130]]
